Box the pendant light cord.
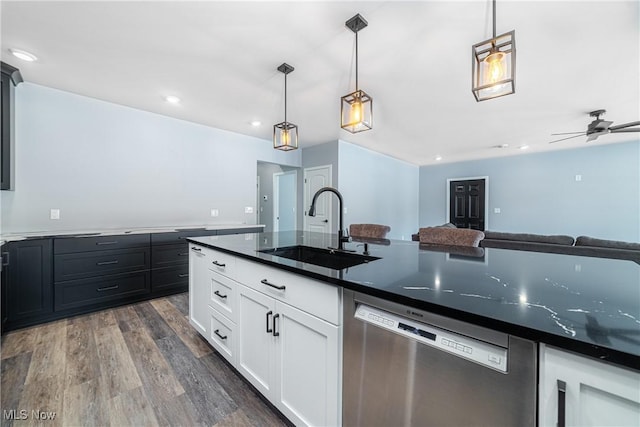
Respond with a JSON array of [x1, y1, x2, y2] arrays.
[[492, 0, 497, 39], [355, 31, 359, 91], [284, 73, 287, 123]]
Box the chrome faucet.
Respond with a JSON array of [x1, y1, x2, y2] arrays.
[[308, 186, 349, 251]]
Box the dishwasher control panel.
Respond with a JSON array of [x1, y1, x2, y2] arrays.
[[355, 304, 508, 372]]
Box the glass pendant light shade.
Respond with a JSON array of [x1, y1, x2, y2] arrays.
[[472, 30, 515, 101], [341, 89, 373, 133], [273, 63, 298, 151], [273, 122, 298, 151]]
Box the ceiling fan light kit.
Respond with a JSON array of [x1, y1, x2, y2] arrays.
[[341, 14, 373, 133], [472, 0, 516, 102], [273, 63, 298, 151]]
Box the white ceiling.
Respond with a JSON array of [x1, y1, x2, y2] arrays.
[[2, 0, 639, 165]]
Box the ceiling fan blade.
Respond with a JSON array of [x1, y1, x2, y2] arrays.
[[551, 131, 586, 135], [586, 132, 602, 142], [609, 121, 640, 131], [610, 128, 640, 133], [549, 134, 585, 144]]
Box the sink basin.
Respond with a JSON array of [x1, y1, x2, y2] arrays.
[[259, 245, 380, 270]]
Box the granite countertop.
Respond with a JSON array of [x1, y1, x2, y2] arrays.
[[187, 230, 640, 370], [0, 224, 264, 245]]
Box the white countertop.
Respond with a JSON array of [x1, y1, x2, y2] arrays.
[[0, 224, 265, 245]]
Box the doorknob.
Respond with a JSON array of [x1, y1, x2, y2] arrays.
[[322, 219, 328, 223]]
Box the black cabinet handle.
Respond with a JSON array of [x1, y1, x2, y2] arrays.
[[557, 379, 566, 427], [191, 247, 201, 252], [261, 279, 285, 291], [96, 260, 119, 266], [266, 310, 273, 333], [97, 285, 119, 292], [178, 273, 189, 278], [212, 260, 226, 267], [272, 313, 280, 337], [96, 241, 118, 246], [2, 252, 9, 267], [214, 329, 227, 340], [214, 290, 227, 299], [178, 252, 188, 256]]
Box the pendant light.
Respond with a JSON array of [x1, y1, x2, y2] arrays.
[[273, 63, 298, 151], [341, 14, 373, 133], [472, 0, 516, 101]]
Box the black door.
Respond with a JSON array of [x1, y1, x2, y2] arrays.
[[449, 179, 486, 230]]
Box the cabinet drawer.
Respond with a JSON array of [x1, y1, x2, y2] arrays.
[[208, 270, 237, 322], [152, 229, 217, 246], [152, 244, 189, 268], [54, 233, 150, 254], [236, 258, 340, 325], [151, 265, 189, 293], [54, 271, 150, 311], [54, 248, 150, 281], [208, 306, 236, 366], [194, 246, 236, 278]]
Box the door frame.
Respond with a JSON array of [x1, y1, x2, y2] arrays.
[[303, 165, 333, 233], [273, 169, 298, 233], [446, 176, 489, 230]]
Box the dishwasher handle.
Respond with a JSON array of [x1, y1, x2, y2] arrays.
[[557, 379, 566, 427]]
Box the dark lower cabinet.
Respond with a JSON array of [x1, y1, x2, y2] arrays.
[[1, 227, 263, 333], [2, 239, 53, 331]]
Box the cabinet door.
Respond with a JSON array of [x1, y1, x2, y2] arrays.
[[188, 245, 209, 336], [5, 239, 53, 323], [274, 301, 340, 427], [539, 344, 640, 427], [237, 284, 276, 398]]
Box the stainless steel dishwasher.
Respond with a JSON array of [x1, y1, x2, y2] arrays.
[[343, 290, 537, 427]]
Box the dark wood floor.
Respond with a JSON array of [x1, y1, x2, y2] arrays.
[[1, 293, 289, 427]]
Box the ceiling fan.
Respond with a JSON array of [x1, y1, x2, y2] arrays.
[[549, 110, 640, 144]]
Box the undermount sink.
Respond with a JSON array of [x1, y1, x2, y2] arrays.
[[259, 245, 380, 270]]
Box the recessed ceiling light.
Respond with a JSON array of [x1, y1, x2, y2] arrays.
[[9, 48, 37, 62], [519, 145, 530, 150], [435, 155, 443, 161], [250, 120, 262, 127], [493, 143, 510, 149], [164, 95, 181, 104]]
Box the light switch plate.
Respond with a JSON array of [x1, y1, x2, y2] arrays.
[[245, 206, 254, 214], [50, 209, 60, 220], [210, 209, 219, 217], [494, 208, 501, 214]]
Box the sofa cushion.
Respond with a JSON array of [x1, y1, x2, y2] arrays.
[[419, 227, 485, 247], [575, 236, 640, 251], [483, 231, 574, 246]]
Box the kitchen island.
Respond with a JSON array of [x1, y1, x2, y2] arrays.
[[188, 230, 640, 426]]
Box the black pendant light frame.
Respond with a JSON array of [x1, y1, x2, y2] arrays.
[[274, 63, 298, 151], [472, 0, 516, 102], [341, 14, 373, 133]]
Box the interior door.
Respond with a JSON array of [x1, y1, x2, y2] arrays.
[[274, 171, 297, 232], [449, 179, 486, 230], [303, 165, 332, 234]]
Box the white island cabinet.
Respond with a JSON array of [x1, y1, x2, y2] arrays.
[[188, 243, 342, 427], [539, 344, 640, 427]]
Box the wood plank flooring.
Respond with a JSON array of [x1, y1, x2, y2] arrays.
[[1, 293, 290, 427]]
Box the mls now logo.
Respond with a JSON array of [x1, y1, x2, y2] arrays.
[[3, 409, 57, 420]]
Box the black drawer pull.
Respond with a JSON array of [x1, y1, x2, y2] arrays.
[[212, 260, 226, 267], [214, 329, 227, 340], [261, 279, 285, 291], [214, 290, 227, 299], [96, 241, 118, 246], [96, 260, 119, 266], [178, 252, 188, 256], [191, 247, 201, 252], [178, 273, 189, 278], [97, 285, 119, 292]]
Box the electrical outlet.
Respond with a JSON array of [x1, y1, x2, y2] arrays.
[[575, 174, 582, 182], [210, 209, 219, 217], [50, 209, 60, 220], [245, 206, 254, 214]]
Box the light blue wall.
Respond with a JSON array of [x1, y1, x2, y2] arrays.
[[302, 141, 339, 220], [1, 83, 301, 233], [338, 140, 419, 240], [419, 142, 640, 241]]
